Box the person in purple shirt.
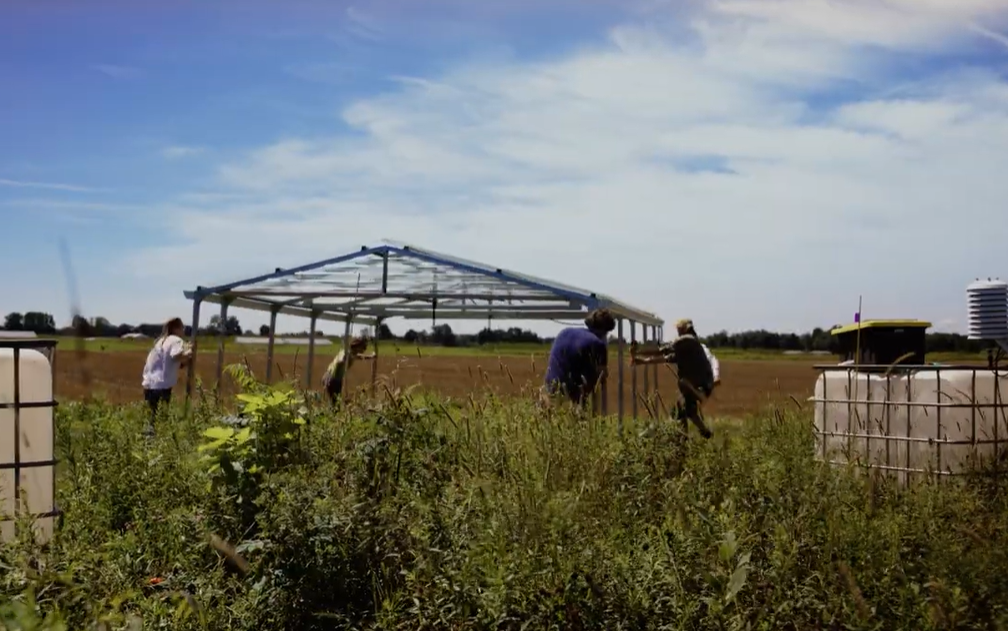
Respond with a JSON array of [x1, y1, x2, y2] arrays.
[[544, 308, 616, 408]]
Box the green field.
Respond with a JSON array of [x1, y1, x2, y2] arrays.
[[42, 335, 990, 363], [2, 375, 1006, 629]]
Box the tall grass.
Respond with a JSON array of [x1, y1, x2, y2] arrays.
[[2, 382, 1007, 629]]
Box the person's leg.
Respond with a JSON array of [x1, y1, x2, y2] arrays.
[[143, 388, 168, 436], [326, 377, 343, 405], [681, 386, 713, 439], [143, 389, 158, 425]]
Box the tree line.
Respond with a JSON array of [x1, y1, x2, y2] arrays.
[[1, 311, 986, 354]]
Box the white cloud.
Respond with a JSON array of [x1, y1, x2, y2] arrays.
[[115, 0, 1008, 335], [161, 145, 205, 159]]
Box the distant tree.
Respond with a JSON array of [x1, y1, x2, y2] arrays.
[[209, 314, 243, 336], [403, 329, 420, 343], [71, 315, 94, 337], [376, 323, 395, 340], [476, 326, 542, 345], [430, 323, 457, 347], [3, 312, 23, 331], [90, 316, 116, 336], [22, 312, 56, 334], [259, 324, 271, 337]]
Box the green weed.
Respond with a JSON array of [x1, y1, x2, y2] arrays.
[[2, 370, 1007, 629]]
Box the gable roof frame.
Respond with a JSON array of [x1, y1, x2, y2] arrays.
[[184, 241, 664, 327]]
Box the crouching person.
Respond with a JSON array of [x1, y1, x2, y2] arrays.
[[543, 308, 616, 411], [630, 318, 715, 439], [321, 336, 375, 404]]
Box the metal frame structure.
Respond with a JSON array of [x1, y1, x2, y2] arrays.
[[183, 241, 665, 421]]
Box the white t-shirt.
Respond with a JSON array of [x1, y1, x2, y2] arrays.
[[142, 334, 188, 390]]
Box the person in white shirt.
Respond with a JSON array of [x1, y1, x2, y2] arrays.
[[141, 317, 192, 432]]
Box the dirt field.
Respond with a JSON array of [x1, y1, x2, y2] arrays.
[[52, 347, 820, 418]]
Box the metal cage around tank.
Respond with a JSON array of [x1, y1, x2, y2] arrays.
[[183, 240, 667, 423], [0, 338, 61, 541], [810, 362, 1008, 485]]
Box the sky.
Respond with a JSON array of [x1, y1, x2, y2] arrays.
[[3, 0, 1008, 337]]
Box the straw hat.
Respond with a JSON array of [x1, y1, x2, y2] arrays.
[[675, 318, 693, 333]]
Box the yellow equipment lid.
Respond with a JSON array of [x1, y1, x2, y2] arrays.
[[830, 319, 932, 336]]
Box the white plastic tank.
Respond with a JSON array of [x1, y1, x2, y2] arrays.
[[0, 344, 57, 544], [967, 278, 1008, 341], [813, 367, 1008, 485]]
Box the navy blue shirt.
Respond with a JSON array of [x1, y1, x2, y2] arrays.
[[544, 327, 608, 404]]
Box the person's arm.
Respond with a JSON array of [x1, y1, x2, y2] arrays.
[[629, 342, 666, 358], [167, 336, 192, 363], [632, 342, 674, 366], [631, 354, 668, 366]]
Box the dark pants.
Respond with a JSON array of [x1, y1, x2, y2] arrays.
[[674, 379, 713, 438], [143, 388, 172, 425], [322, 374, 344, 404]]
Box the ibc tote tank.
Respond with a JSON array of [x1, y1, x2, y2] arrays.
[[0, 339, 58, 544]]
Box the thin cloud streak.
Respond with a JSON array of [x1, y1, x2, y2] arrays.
[[161, 145, 205, 159], [90, 63, 143, 79], [0, 178, 101, 193]]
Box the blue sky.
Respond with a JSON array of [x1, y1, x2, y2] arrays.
[[3, 0, 1008, 336]]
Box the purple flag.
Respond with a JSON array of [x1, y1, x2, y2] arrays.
[[854, 312, 861, 323]]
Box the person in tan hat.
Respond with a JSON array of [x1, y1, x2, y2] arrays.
[[630, 318, 717, 438]]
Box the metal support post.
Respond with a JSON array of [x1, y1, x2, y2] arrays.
[[306, 311, 318, 388], [630, 320, 637, 419], [371, 317, 382, 397], [265, 308, 278, 383], [617, 318, 625, 429], [215, 299, 230, 394], [186, 297, 202, 403]]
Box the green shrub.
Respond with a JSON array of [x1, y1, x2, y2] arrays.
[[2, 374, 1007, 629]]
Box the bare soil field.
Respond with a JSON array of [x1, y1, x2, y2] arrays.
[[53, 348, 819, 418]]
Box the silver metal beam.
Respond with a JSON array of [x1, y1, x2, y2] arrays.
[[223, 290, 570, 301]]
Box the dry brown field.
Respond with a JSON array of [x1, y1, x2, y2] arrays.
[[53, 347, 820, 418]]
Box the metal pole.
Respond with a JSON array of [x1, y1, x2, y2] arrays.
[[339, 316, 353, 402], [630, 320, 638, 419], [266, 308, 278, 384], [371, 317, 382, 397], [652, 325, 660, 415], [186, 298, 201, 403], [617, 318, 625, 429], [306, 312, 317, 388], [215, 300, 229, 394], [600, 335, 609, 417], [641, 323, 650, 417]]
